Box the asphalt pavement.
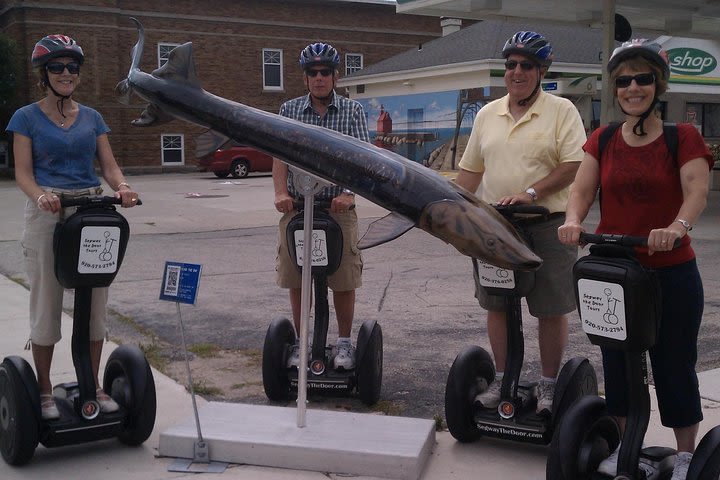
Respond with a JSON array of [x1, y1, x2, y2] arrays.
[[0, 171, 719, 479]]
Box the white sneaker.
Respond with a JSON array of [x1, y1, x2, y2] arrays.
[[597, 443, 620, 476], [332, 343, 355, 370], [474, 378, 502, 409], [535, 379, 555, 415], [671, 452, 692, 480], [286, 343, 301, 368]]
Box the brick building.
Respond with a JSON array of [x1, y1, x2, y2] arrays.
[[0, 0, 442, 172]]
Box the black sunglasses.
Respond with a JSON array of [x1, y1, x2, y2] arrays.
[[306, 68, 333, 78], [615, 72, 655, 88], [504, 60, 536, 71], [46, 62, 80, 75]]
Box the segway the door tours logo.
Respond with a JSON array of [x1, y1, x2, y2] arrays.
[[668, 48, 717, 76]]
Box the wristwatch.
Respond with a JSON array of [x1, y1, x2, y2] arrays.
[[525, 187, 538, 202], [342, 188, 355, 196], [675, 219, 692, 232]]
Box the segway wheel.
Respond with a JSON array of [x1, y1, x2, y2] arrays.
[[546, 395, 620, 480], [103, 345, 157, 446], [0, 358, 39, 465], [262, 317, 295, 401], [551, 356, 598, 426], [687, 425, 720, 479], [356, 320, 383, 406], [444, 346, 494, 443]]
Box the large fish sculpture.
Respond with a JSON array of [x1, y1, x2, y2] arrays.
[[116, 18, 541, 271]]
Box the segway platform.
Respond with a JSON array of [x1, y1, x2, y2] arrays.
[[158, 402, 435, 480]]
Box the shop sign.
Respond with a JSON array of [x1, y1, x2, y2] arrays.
[[668, 48, 717, 76]]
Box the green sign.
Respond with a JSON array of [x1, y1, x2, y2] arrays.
[[668, 48, 717, 76]]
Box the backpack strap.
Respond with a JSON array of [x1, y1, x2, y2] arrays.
[[597, 122, 623, 162], [662, 122, 679, 165]]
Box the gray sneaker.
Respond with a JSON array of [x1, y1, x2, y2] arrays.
[[286, 343, 309, 368], [474, 378, 502, 409], [597, 443, 620, 476], [333, 343, 355, 370], [535, 379, 555, 415], [671, 452, 692, 480]]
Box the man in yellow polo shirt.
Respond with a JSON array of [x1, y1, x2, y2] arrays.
[[455, 30, 586, 415]]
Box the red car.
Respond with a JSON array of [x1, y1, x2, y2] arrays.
[[198, 146, 274, 178]]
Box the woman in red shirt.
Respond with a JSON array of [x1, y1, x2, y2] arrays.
[[558, 39, 714, 479]]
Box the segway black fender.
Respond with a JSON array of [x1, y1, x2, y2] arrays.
[[687, 425, 720, 479], [355, 319, 378, 365], [4, 356, 40, 417], [547, 395, 620, 480], [103, 344, 157, 446], [552, 356, 598, 425]]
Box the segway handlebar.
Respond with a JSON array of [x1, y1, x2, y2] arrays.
[[579, 232, 681, 249], [59, 195, 143, 208], [292, 199, 355, 212], [493, 204, 550, 216]]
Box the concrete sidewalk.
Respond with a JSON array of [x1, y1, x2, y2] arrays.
[[1, 274, 720, 479]]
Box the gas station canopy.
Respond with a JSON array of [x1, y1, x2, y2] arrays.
[[396, 0, 720, 40]]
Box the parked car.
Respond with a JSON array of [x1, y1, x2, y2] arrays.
[[198, 146, 274, 178]]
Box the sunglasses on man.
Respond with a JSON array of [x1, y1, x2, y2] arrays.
[[615, 72, 655, 88], [504, 60, 537, 71], [306, 68, 333, 78], [46, 62, 81, 75]]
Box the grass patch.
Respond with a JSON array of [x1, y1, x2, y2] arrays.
[[433, 413, 445, 431], [191, 379, 222, 396], [188, 343, 221, 358], [370, 399, 403, 416], [139, 341, 169, 372]]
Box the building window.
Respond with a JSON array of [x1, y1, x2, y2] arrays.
[[162, 134, 184, 165], [158, 43, 182, 68], [263, 48, 283, 91], [687, 102, 720, 137], [346, 54, 363, 75]]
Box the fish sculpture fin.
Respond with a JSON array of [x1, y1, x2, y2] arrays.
[[357, 212, 416, 250], [195, 130, 237, 158], [130, 103, 175, 127], [150, 42, 202, 88]]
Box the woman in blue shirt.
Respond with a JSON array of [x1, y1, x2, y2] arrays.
[[6, 34, 140, 420]]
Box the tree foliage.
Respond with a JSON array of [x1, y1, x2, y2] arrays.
[[0, 34, 18, 168]]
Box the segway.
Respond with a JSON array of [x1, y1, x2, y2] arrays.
[[444, 204, 597, 445], [546, 232, 720, 479], [262, 200, 382, 406], [0, 196, 156, 465]]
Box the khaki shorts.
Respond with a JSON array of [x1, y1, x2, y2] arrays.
[[473, 214, 578, 317], [276, 209, 363, 291], [21, 186, 108, 345]]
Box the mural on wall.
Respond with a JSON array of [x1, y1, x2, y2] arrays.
[[358, 90, 480, 169]]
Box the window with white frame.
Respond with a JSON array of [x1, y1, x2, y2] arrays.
[[346, 53, 363, 75], [161, 134, 184, 165], [158, 43, 182, 68], [263, 48, 283, 90]]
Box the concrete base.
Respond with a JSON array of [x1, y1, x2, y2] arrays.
[[158, 402, 436, 480]]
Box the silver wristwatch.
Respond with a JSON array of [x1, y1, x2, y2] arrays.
[[525, 187, 538, 202], [342, 188, 355, 196], [675, 219, 692, 231]]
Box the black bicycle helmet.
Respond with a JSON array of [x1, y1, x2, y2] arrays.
[[607, 38, 669, 81], [299, 42, 340, 70], [502, 31, 553, 68], [31, 34, 84, 68], [607, 39, 670, 136]]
